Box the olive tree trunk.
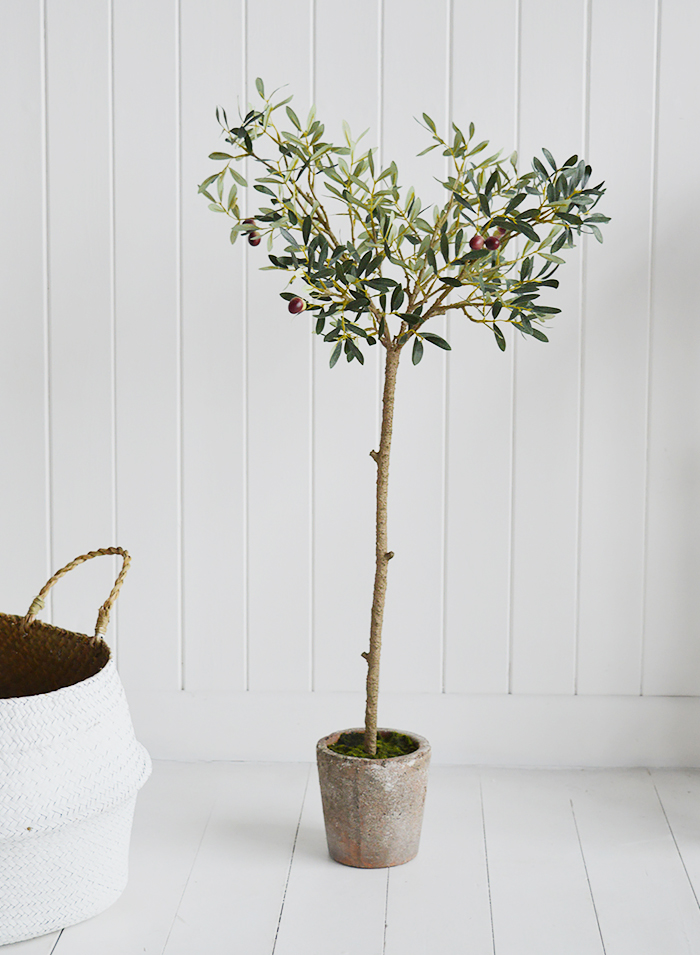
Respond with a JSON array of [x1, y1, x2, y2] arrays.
[[363, 343, 401, 755]]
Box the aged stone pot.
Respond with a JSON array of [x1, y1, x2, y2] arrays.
[[316, 728, 431, 868]]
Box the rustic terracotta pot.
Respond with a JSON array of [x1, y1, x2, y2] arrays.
[[316, 728, 431, 868]]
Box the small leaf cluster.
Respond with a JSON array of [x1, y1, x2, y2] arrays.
[[200, 79, 608, 365]]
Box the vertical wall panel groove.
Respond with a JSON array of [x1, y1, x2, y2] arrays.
[[43, 0, 118, 643], [577, 0, 656, 696], [445, 0, 517, 695], [440, 0, 454, 693], [507, 0, 522, 696], [40, 0, 54, 612], [380, 0, 448, 696], [573, 0, 593, 694], [241, 0, 250, 690], [307, 0, 318, 693], [312, 0, 380, 694], [245, 0, 313, 692], [180, 0, 246, 693], [112, 0, 181, 695], [376, 0, 385, 451], [0, 0, 52, 620], [108, 0, 120, 656], [643, 0, 700, 695], [308, 0, 316, 692], [175, 0, 185, 689], [509, 0, 587, 695], [639, 0, 662, 696]]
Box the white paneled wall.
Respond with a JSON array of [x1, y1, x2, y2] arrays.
[[2, 0, 700, 764]]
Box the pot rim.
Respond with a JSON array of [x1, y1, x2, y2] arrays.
[[317, 727, 430, 763]]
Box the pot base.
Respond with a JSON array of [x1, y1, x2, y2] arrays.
[[316, 728, 431, 868]]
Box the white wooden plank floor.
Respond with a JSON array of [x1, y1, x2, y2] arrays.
[[5, 764, 700, 954]]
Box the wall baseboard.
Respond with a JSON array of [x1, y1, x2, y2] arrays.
[[128, 690, 700, 767]]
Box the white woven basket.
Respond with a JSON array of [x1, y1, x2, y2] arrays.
[[0, 548, 151, 945]]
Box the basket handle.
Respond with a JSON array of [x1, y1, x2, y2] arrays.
[[20, 547, 131, 639]]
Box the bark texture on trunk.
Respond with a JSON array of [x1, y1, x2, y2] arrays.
[[363, 344, 401, 755]]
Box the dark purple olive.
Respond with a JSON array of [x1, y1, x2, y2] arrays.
[[243, 218, 256, 228], [496, 226, 507, 237], [248, 232, 261, 247], [288, 297, 305, 314], [485, 235, 501, 251], [469, 234, 485, 250]]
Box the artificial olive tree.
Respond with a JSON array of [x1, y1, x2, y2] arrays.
[[201, 79, 608, 756]]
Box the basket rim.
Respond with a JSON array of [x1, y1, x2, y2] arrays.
[[0, 643, 113, 707], [0, 610, 110, 646]]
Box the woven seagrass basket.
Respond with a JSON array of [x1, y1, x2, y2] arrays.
[[0, 547, 151, 945]]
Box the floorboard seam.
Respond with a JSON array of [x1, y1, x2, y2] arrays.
[[382, 867, 390, 954], [160, 786, 219, 955], [271, 763, 312, 955], [49, 928, 64, 953], [570, 798, 607, 954], [479, 775, 497, 955], [650, 770, 700, 912]]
